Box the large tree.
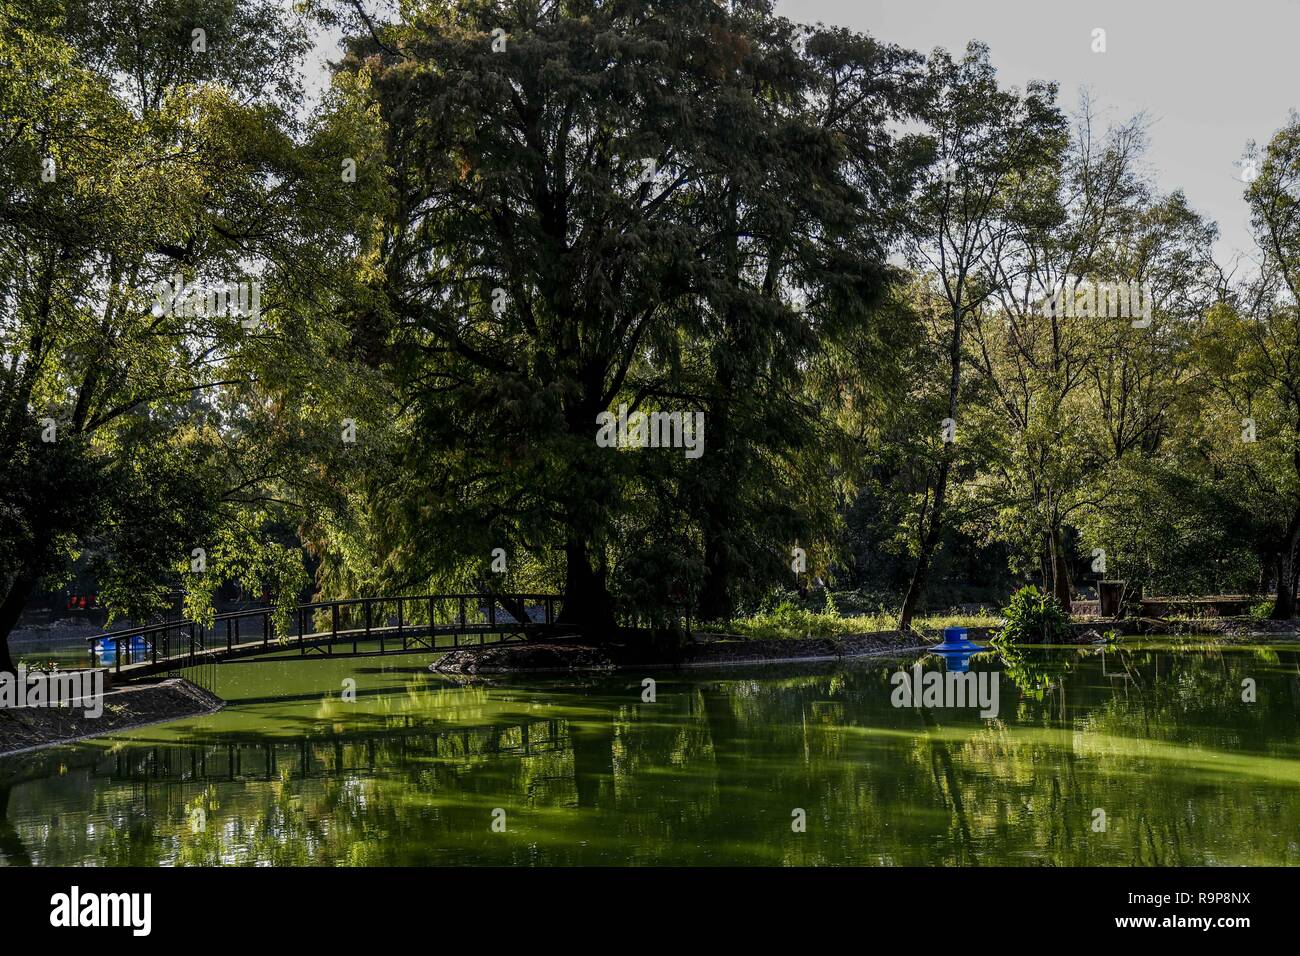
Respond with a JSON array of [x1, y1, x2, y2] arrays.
[[314, 0, 917, 631]]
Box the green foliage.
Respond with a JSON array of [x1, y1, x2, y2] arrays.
[[1250, 600, 1275, 621], [7, 0, 1300, 669], [0, 0, 322, 666], [722, 600, 845, 640], [997, 586, 1072, 645], [718, 602, 999, 640], [1077, 460, 1261, 599], [179, 519, 308, 640], [282, 0, 921, 629]]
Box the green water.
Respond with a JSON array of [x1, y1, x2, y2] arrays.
[[2, 640, 1299, 866]]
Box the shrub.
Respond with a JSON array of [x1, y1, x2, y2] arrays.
[[997, 586, 1072, 645], [1249, 599, 1274, 620]]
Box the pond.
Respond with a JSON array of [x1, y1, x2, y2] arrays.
[[2, 640, 1298, 866]]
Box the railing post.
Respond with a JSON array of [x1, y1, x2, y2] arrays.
[[361, 599, 368, 653], [226, 617, 233, 653], [394, 598, 402, 652], [331, 603, 339, 654], [115, 637, 122, 675], [264, 611, 270, 648], [189, 622, 196, 662], [299, 607, 305, 655]]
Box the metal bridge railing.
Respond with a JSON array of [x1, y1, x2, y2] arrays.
[[86, 592, 566, 674]]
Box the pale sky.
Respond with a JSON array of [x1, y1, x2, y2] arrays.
[[778, 0, 1300, 267]]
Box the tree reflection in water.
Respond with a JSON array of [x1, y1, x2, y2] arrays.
[[0, 643, 1298, 866]]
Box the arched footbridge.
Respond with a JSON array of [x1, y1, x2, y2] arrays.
[[86, 592, 567, 679]]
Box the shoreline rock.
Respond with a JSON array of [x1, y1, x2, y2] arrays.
[[0, 677, 224, 757]]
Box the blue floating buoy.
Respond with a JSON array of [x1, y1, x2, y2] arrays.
[[930, 626, 983, 652], [929, 627, 985, 672]]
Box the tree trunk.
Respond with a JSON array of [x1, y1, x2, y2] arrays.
[[899, 298, 963, 632], [898, 455, 953, 631], [696, 390, 733, 621], [1048, 523, 1073, 611], [696, 190, 743, 624], [1271, 512, 1300, 620], [897, 554, 931, 630], [556, 380, 617, 636], [556, 536, 615, 635], [1038, 532, 1052, 593], [697, 528, 732, 622], [1257, 548, 1275, 594], [1291, 556, 1300, 619], [1273, 551, 1296, 619], [0, 572, 36, 674]]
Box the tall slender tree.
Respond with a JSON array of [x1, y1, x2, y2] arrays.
[[895, 43, 1064, 629]]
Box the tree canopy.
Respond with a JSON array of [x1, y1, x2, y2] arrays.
[[4, 0, 1300, 671]]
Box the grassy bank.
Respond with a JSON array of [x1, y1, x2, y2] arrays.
[[709, 601, 1000, 641]]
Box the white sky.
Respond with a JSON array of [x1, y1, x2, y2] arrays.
[[778, 0, 1300, 267]]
